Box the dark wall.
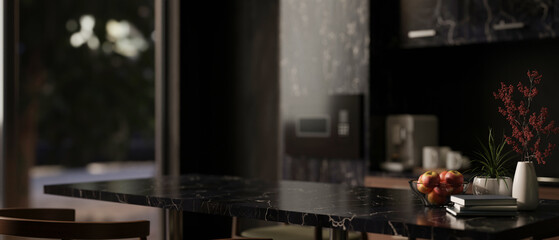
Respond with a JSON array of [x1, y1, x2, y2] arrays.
[[178, 1, 279, 238], [370, 37, 559, 178], [179, 1, 237, 177], [179, 1, 279, 178]]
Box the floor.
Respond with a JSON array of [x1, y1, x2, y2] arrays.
[[30, 161, 163, 240]]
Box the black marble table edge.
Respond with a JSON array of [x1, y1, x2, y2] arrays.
[[43, 174, 559, 240]]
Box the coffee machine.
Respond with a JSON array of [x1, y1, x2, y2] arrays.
[[381, 114, 438, 172]]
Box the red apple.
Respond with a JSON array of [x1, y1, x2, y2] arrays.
[[417, 181, 433, 194], [444, 170, 464, 186], [433, 183, 452, 197], [439, 171, 448, 183], [450, 184, 464, 194], [440, 182, 464, 195], [418, 171, 440, 189], [427, 191, 448, 205]]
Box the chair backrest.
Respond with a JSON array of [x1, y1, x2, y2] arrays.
[[0, 208, 75, 221], [0, 208, 149, 240]]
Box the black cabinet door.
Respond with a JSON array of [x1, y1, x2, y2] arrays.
[[469, 0, 555, 43], [400, 0, 440, 47], [400, 0, 468, 48], [399, 0, 556, 48]]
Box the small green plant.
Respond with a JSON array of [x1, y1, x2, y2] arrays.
[[470, 128, 515, 178]]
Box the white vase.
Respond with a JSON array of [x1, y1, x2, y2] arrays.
[[512, 161, 539, 211], [472, 176, 512, 196]]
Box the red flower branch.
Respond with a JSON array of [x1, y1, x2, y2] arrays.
[[493, 70, 559, 164]]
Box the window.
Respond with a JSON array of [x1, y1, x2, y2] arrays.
[[18, 0, 160, 238]]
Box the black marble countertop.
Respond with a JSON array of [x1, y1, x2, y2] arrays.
[[44, 174, 559, 239]]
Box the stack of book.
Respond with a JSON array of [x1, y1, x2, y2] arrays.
[[446, 195, 518, 217]]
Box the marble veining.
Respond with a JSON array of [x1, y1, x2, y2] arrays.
[[45, 174, 559, 239], [402, 0, 556, 48]]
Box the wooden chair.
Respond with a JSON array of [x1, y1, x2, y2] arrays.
[[0, 208, 149, 239]]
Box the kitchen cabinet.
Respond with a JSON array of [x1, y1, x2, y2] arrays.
[[399, 0, 556, 48], [399, 0, 476, 48], [399, 0, 438, 47], [470, 0, 556, 43]]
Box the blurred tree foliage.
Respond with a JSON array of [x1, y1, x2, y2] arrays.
[[19, 0, 155, 167]]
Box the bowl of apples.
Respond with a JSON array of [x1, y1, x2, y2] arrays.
[[409, 170, 469, 207]]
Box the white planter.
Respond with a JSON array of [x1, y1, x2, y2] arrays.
[[512, 161, 539, 211], [472, 176, 513, 196]]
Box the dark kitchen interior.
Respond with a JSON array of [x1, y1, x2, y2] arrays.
[[7, 0, 559, 239], [370, 1, 559, 179], [174, 0, 559, 238], [174, 0, 559, 184]]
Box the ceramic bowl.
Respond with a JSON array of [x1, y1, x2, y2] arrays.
[[408, 180, 470, 207]]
